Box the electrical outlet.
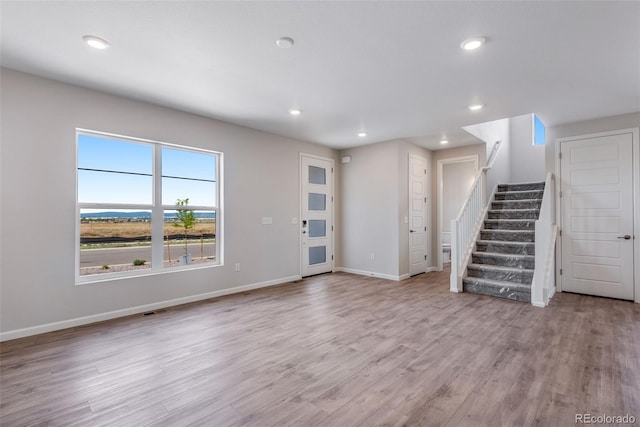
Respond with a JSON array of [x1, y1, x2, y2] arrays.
[[292, 217, 298, 224], [234, 263, 240, 272], [370, 253, 375, 261]]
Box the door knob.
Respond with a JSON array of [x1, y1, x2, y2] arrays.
[[617, 235, 631, 240], [409, 230, 415, 233]]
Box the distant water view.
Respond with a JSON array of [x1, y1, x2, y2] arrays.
[[80, 211, 216, 219]]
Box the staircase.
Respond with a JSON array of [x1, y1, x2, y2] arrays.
[[463, 182, 545, 302]]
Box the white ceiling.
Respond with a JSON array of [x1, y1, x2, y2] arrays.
[[1, 1, 639, 150]]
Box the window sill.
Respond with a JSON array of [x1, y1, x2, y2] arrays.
[[75, 262, 223, 286]]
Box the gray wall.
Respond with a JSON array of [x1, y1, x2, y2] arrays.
[[0, 69, 337, 335], [339, 140, 400, 277], [338, 139, 432, 278], [442, 161, 478, 233], [546, 112, 640, 175], [510, 113, 546, 183], [465, 118, 511, 196]]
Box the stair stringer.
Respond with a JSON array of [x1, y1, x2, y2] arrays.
[[530, 172, 558, 307]]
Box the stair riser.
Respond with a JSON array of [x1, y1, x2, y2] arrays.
[[491, 201, 542, 210], [497, 184, 545, 192], [494, 191, 543, 201], [463, 279, 531, 303], [467, 268, 533, 284], [480, 230, 535, 242], [472, 254, 535, 269], [484, 221, 535, 231], [488, 210, 539, 220], [476, 242, 535, 255]]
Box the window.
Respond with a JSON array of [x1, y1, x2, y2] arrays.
[[533, 114, 546, 146], [76, 130, 221, 282]]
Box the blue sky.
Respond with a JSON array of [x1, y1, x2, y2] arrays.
[[78, 134, 216, 207], [534, 114, 546, 146]]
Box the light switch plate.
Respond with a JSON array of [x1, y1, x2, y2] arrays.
[[262, 217, 273, 225]]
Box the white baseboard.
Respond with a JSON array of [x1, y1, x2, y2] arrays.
[[547, 286, 556, 301], [335, 267, 406, 281], [534, 285, 557, 308], [0, 275, 300, 342], [335, 267, 440, 281]]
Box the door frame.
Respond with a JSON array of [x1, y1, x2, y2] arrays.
[[555, 128, 639, 303], [299, 153, 335, 277], [408, 154, 429, 276], [436, 155, 479, 271]]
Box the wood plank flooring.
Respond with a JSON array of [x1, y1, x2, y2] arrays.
[[1, 268, 639, 426]]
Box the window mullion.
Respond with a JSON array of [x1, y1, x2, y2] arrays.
[[78, 203, 153, 210], [77, 129, 221, 281], [151, 144, 164, 270], [216, 154, 222, 265], [161, 205, 216, 211]]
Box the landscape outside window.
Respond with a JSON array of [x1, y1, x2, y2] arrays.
[[77, 131, 219, 279]]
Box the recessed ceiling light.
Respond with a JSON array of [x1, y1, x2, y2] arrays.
[[288, 109, 302, 116], [358, 132, 367, 138], [83, 35, 109, 50], [460, 37, 486, 50], [440, 139, 449, 145], [276, 37, 294, 48], [468, 104, 484, 111]]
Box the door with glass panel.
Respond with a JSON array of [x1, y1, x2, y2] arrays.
[[301, 155, 334, 277]]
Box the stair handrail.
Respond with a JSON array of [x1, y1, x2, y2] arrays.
[[450, 140, 502, 292], [485, 140, 502, 169], [531, 172, 557, 307]]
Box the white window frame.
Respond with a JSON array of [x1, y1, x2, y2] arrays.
[[75, 128, 222, 284]]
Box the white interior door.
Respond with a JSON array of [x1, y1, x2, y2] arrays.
[[560, 132, 635, 300], [301, 155, 334, 277], [409, 154, 427, 276]]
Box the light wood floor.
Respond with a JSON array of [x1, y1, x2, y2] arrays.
[[1, 268, 639, 426]]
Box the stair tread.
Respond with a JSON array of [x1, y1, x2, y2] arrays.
[[472, 251, 534, 259], [468, 263, 534, 274], [485, 219, 536, 222], [498, 182, 545, 188], [463, 277, 532, 290], [499, 181, 545, 184], [488, 210, 540, 214], [495, 190, 543, 194], [477, 239, 534, 246], [488, 208, 539, 212], [482, 229, 534, 233], [492, 199, 542, 203], [495, 194, 543, 200]]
